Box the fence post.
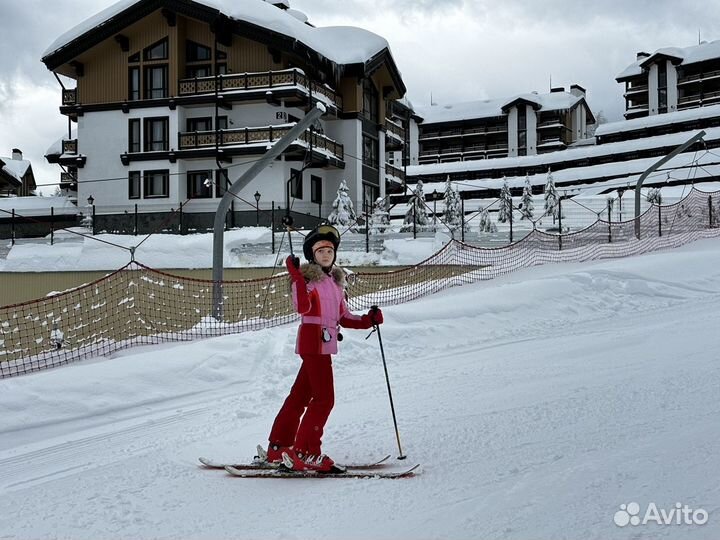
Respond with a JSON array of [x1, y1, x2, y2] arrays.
[[365, 211, 370, 253], [509, 200, 513, 244], [413, 201, 417, 239], [608, 204, 612, 243], [92, 204, 96, 236], [558, 198, 563, 250], [658, 204, 662, 237], [461, 198, 465, 242], [271, 201, 275, 254], [51, 207, 55, 246], [709, 196, 713, 228], [11, 209, 15, 246], [134, 203, 138, 235]]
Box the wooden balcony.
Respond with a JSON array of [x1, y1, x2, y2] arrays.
[[385, 163, 405, 181], [62, 89, 77, 105], [384, 118, 406, 141], [178, 125, 344, 162], [178, 68, 342, 111], [678, 69, 720, 85]]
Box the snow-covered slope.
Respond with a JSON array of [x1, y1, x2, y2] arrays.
[[1, 238, 719, 539]]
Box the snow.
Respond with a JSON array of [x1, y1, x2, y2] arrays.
[[0, 157, 31, 180], [44, 0, 391, 66], [596, 104, 720, 137], [416, 91, 582, 124], [617, 39, 720, 79], [45, 130, 77, 157], [1, 236, 720, 538]]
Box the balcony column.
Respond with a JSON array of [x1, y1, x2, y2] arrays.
[[526, 105, 537, 156], [667, 60, 679, 113], [507, 107, 518, 157], [648, 63, 659, 115]]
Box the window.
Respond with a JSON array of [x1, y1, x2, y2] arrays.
[[128, 119, 141, 153], [128, 51, 140, 63], [217, 116, 228, 130], [186, 40, 212, 62], [311, 175, 322, 204], [128, 67, 140, 101], [363, 183, 379, 214], [144, 117, 169, 151], [144, 65, 168, 99], [144, 38, 168, 61], [187, 117, 212, 132], [362, 135, 379, 168], [216, 63, 228, 75], [363, 78, 379, 122], [658, 61, 668, 113], [289, 168, 303, 199], [517, 105, 527, 156], [128, 171, 141, 199], [187, 170, 213, 199], [215, 169, 229, 198], [186, 65, 211, 78], [143, 170, 169, 198]]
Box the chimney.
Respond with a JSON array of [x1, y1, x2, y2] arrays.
[[636, 51, 650, 61], [12, 148, 22, 160], [550, 86, 565, 93], [570, 84, 586, 97]]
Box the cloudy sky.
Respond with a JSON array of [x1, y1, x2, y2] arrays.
[[1, 0, 720, 192]]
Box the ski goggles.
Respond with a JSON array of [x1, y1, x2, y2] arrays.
[[315, 224, 340, 241]]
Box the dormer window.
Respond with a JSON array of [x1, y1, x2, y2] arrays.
[[144, 38, 168, 61]]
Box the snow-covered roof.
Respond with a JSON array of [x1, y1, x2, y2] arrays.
[[43, 0, 390, 66], [45, 131, 77, 157], [0, 157, 31, 180], [0, 196, 78, 216], [596, 104, 720, 137], [416, 91, 583, 124], [617, 40, 720, 80]]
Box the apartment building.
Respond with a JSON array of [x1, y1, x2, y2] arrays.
[[41, 0, 406, 231], [414, 86, 594, 165]]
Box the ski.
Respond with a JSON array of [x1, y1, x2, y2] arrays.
[[199, 454, 392, 471], [224, 463, 420, 479]]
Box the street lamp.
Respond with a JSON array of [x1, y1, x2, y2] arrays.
[[432, 189, 438, 232], [254, 190, 261, 226], [87, 195, 94, 206]]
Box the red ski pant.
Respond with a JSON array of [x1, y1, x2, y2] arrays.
[[268, 354, 334, 456]]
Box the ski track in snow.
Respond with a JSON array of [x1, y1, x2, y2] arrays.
[[1, 239, 720, 539]]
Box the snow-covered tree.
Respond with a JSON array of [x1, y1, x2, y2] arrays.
[[478, 206, 497, 233], [51, 186, 62, 198], [369, 196, 390, 234], [328, 180, 357, 228], [646, 187, 663, 205], [442, 176, 462, 232], [519, 174, 534, 220], [402, 180, 429, 231], [544, 169, 560, 221], [497, 177, 513, 224]]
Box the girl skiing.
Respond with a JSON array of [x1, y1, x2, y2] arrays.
[[266, 224, 383, 472]]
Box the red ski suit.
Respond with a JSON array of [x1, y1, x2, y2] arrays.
[[269, 263, 373, 455]]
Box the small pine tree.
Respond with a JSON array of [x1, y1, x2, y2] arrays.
[[328, 180, 357, 228], [478, 206, 497, 233], [544, 169, 560, 222], [402, 180, 429, 231], [442, 176, 462, 231], [497, 177, 513, 224], [646, 187, 663, 205], [369, 196, 390, 234], [519, 174, 534, 220]]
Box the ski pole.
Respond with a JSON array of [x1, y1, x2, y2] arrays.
[[371, 305, 406, 460]]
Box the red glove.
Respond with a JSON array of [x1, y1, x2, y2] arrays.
[[285, 255, 303, 282], [368, 307, 383, 325]]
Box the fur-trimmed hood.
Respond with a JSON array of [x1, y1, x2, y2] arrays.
[[292, 262, 347, 288]]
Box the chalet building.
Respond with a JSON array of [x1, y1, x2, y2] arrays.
[[618, 40, 720, 120], [41, 0, 406, 231], [0, 149, 37, 197], [413, 86, 595, 165]]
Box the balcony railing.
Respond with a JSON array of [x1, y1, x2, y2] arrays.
[[62, 89, 78, 105], [384, 118, 406, 141], [60, 172, 77, 185], [678, 69, 720, 85], [624, 84, 648, 94], [62, 139, 78, 154], [178, 68, 343, 111], [385, 163, 405, 181], [178, 125, 344, 161]]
